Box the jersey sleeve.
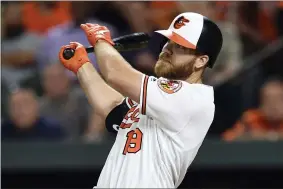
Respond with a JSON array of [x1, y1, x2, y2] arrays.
[[105, 97, 137, 134], [139, 75, 209, 133]]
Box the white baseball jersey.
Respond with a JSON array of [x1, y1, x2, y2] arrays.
[[96, 74, 215, 188]]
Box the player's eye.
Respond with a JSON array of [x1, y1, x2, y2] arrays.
[[175, 43, 186, 50]]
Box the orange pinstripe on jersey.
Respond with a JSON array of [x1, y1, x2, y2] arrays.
[[127, 98, 135, 107], [141, 75, 149, 115]]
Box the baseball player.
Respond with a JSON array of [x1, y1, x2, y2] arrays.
[[59, 12, 223, 188]]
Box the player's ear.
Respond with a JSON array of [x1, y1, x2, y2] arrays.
[[195, 55, 209, 70]]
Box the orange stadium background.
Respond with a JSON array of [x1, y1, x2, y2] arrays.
[[1, 1, 283, 188]]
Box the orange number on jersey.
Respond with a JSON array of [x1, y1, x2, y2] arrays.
[[123, 128, 143, 155], [120, 107, 140, 129]]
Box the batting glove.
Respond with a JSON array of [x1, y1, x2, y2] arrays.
[[58, 42, 90, 74], [80, 23, 114, 47]]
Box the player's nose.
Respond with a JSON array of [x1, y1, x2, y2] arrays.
[[162, 45, 173, 56], [162, 41, 173, 55]]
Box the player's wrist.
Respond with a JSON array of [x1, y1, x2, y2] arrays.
[[91, 36, 114, 47], [76, 62, 101, 81], [72, 57, 90, 74]]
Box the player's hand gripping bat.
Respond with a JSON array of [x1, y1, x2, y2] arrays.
[[62, 32, 150, 60]]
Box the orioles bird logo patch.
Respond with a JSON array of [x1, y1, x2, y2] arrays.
[[157, 79, 182, 94], [173, 16, 190, 29]]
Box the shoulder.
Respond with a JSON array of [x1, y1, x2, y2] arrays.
[[155, 77, 183, 94], [184, 83, 214, 103], [156, 77, 214, 104]]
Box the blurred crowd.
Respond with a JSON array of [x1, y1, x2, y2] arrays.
[[1, 1, 283, 143]]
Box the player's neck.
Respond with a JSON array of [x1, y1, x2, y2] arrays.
[[185, 72, 203, 84]]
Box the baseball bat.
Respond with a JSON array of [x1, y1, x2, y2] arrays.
[[62, 32, 150, 60]]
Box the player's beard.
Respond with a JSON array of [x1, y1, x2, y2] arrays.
[[154, 53, 196, 80]]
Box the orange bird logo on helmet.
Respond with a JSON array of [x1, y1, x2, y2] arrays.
[[173, 16, 190, 29]]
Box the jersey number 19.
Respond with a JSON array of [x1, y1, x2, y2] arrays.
[[123, 128, 143, 155]]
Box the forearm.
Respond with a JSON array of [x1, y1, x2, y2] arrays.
[[94, 40, 132, 79], [93, 40, 142, 102], [77, 62, 124, 118], [79, 22, 143, 102]]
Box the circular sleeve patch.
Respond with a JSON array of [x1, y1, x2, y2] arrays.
[[157, 79, 183, 94]]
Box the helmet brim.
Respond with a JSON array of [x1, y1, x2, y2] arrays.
[[154, 29, 196, 49]]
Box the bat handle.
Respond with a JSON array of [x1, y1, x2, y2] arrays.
[[62, 42, 146, 60], [62, 47, 94, 60]]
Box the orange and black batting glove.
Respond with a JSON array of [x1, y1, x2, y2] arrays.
[[58, 42, 90, 74], [80, 23, 114, 47]]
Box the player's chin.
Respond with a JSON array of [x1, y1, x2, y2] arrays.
[[154, 61, 173, 78], [155, 60, 171, 70], [157, 58, 171, 64]]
